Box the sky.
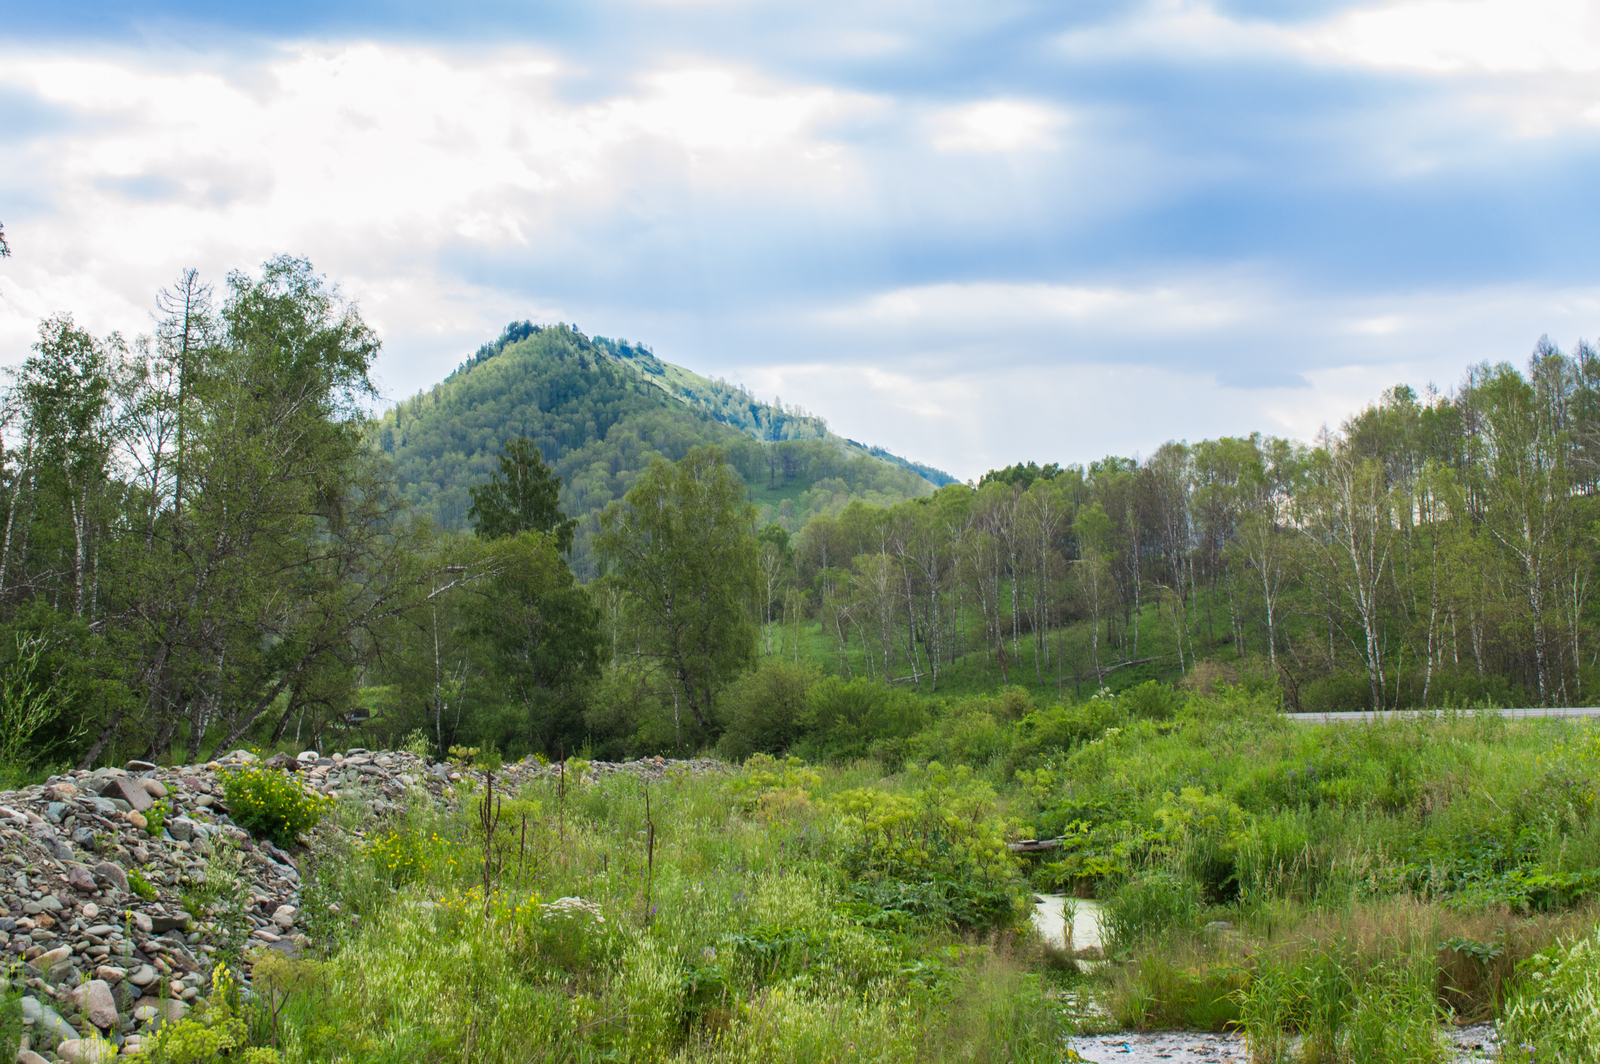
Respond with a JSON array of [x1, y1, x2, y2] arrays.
[[2, 0, 1599, 481]]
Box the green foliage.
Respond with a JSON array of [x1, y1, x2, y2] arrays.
[[0, 632, 70, 767], [248, 767, 1055, 1064], [596, 446, 759, 741], [0, 980, 22, 1064], [1499, 927, 1600, 1063], [468, 437, 578, 552], [1237, 947, 1446, 1064], [222, 767, 330, 847], [128, 867, 158, 900], [715, 657, 820, 760], [797, 676, 926, 764], [145, 798, 170, 836], [1103, 872, 1203, 952], [832, 762, 1024, 931], [143, 962, 281, 1064]]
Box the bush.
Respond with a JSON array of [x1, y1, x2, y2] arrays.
[[222, 767, 329, 847], [715, 658, 819, 760], [143, 962, 281, 1063], [910, 705, 1013, 768], [1118, 680, 1185, 721], [832, 763, 1024, 931], [799, 677, 926, 763]]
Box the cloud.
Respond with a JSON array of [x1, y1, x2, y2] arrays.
[[2, 3, 1600, 481], [1306, 0, 1600, 74], [930, 100, 1064, 152]]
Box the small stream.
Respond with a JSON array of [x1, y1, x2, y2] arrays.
[[1030, 893, 1105, 953], [1029, 895, 1500, 1063]]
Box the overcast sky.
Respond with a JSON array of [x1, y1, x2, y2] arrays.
[[3, 0, 1599, 480]]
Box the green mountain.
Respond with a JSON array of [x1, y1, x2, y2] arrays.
[[374, 323, 953, 574]]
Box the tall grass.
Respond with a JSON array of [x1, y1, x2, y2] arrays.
[[235, 762, 1061, 1063]]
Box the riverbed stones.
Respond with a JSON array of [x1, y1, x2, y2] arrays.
[[57, 1037, 117, 1063], [93, 860, 128, 893], [74, 978, 118, 1028], [0, 743, 732, 1053], [94, 775, 153, 813]]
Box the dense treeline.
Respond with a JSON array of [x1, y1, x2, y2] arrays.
[[376, 323, 941, 574], [770, 342, 1600, 713], [7, 256, 1600, 775]]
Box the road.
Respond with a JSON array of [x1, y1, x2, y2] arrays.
[[1286, 706, 1600, 724]]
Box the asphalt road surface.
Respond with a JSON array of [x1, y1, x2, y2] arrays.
[[1287, 706, 1600, 723]]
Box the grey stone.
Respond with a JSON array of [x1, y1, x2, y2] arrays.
[[22, 996, 81, 1043], [124, 761, 157, 773], [150, 912, 191, 933], [166, 818, 194, 843], [67, 865, 97, 893], [69, 827, 97, 851], [46, 802, 68, 823], [92, 862, 128, 893], [94, 777, 152, 813], [36, 943, 73, 969], [57, 1038, 117, 1063], [128, 964, 157, 987], [17, 1049, 50, 1064], [83, 924, 118, 937], [140, 778, 167, 798], [77, 978, 118, 1028]]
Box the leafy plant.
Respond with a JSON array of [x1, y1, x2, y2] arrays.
[[0, 633, 71, 767], [128, 868, 158, 901], [145, 798, 170, 837], [221, 767, 330, 848], [142, 962, 281, 1064]]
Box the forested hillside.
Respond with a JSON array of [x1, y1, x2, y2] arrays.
[[373, 322, 947, 573], [758, 344, 1600, 717]]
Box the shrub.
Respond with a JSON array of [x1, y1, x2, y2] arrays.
[[142, 962, 281, 1063], [221, 767, 329, 847], [1119, 680, 1186, 721], [715, 658, 819, 760], [145, 798, 170, 836], [798, 677, 925, 763], [127, 868, 158, 900], [832, 763, 1024, 931]]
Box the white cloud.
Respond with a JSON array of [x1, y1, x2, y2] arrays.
[[0, 44, 879, 385], [822, 280, 1252, 336], [1306, 0, 1600, 74], [721, 278, 1600, 479], [930, 100, 1064, 153]]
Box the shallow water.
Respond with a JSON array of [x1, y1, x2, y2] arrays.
[[1030, 893, 1105, 952]]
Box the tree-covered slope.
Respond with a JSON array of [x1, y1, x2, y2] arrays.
[[374, 323, 946, 573]]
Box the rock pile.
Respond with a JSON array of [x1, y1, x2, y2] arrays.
[[0, 750, 729, 1060]]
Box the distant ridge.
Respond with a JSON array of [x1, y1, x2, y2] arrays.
[[376, 323, 954, 574]]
